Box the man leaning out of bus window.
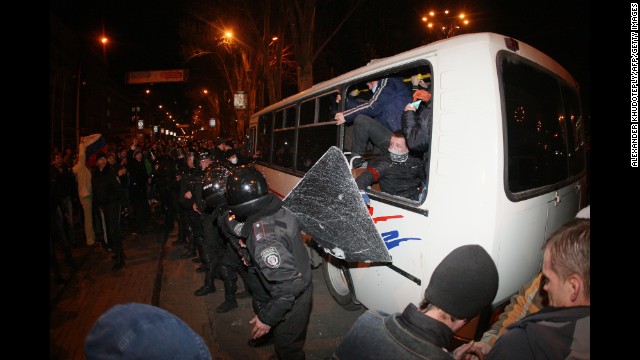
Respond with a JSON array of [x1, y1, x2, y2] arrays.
[[402, 79, 433, 186], [335, 77, 412, 168], [355, 129, 424, 201], [333, 244, 499, 360]]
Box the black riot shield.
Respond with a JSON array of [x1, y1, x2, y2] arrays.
[[283, 146, 391, 263]]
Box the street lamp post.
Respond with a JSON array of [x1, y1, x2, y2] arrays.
[[421, 9, 470, 40]]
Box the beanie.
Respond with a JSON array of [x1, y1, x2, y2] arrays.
[[424, 245, 499, 319], [84, 303, 212, 360]]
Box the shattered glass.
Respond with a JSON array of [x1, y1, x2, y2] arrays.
[[283, 146, 392, 263]]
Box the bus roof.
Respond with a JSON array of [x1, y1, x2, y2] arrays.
[[253, 32, 577, 117]]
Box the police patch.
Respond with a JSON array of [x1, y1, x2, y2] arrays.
[[260, 246, 281, 268]]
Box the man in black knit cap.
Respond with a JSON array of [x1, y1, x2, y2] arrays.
[[334, 244, 499, 360]]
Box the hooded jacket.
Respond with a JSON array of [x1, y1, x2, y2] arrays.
[[343, 77, 412, 132]]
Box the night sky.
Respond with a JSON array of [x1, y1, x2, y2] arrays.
[[50, 0, 591, 112]]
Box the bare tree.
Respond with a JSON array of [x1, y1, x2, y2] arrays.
[[284, 0, 366, 90], [180, 0, 366, 136]]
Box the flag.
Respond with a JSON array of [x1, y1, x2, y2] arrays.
[[83, 134, 107, 168]]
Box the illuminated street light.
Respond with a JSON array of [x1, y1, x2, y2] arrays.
[[421, 9, 470, 39]]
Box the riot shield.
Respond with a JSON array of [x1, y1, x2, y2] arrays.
[[283, 146, 391, 263]]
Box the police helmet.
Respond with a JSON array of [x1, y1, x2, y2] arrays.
[[225, 166, 270, 220], [201, 166, 230, 211], [198, 150, 212, 162]]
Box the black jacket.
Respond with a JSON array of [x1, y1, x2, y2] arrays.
[[356, 153, 425, 201], [402, 102, 433, 183], [92, 165, 122, 207], [248, 207, 312, 326], [178, 166, 200, 210], [127, 150, 149, 199], [487, 306, 590, 360]]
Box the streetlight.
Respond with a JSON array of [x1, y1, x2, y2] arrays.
[[100, 36, 108, 64], [421, 9, 470, 40], [74, 36, 108, 147]]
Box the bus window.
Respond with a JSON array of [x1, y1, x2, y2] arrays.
[[297, 124, 341, 172], [300, 99, 316, 126], [258, 114, 273, 163], [284, 106, 297, 128], [274, 110, 284, 130], [318, 92, 339, 123], [560, 84, 586, 177], [273, 129, 295, 169], [503, 57, 568, 194]]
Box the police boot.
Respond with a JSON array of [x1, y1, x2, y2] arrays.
[[112, 249, 125, 272], [194, 271, 216, 296], [194, 238, 208, 271], [216, 266, 239, 313], [194, 253, 216, 296]]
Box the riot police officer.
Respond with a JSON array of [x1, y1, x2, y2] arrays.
[[222, 166, 313, 359], [192, 151, 226, 296]]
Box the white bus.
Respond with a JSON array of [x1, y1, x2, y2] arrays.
[[245, 32, 587, 340]]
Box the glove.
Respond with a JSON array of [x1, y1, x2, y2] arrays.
[[413, 89, 432, 102], [360, 190, 370, 206], [219, 211, 244, 239]]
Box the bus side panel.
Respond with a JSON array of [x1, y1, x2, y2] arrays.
[[349, 201, 428, 313], [493, 181, 580, 305]]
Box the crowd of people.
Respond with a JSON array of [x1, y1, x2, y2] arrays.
[[49, 135, 254, 276]]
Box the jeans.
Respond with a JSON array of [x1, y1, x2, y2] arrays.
[[60, 196, 77, 245], [351, 114, 392, 156]]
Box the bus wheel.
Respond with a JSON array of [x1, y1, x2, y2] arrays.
[[322, 255, 362, 311]]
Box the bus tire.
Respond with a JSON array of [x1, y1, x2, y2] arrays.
[[322, 256, 362, 311]]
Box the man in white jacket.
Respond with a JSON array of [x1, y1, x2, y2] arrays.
[[72, 136, 96, 247]]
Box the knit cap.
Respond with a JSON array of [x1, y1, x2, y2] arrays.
[[424, 245, 499, 319]]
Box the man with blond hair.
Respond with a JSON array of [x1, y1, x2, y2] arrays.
[[486, 218, 590, 359]]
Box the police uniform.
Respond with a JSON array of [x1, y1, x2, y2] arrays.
[[245, 207, 312, 360], [224, 167, 313, 360]]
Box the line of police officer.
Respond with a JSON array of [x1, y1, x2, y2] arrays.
[[169, 142, 313, 357], [173, 146, 263, 313]]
